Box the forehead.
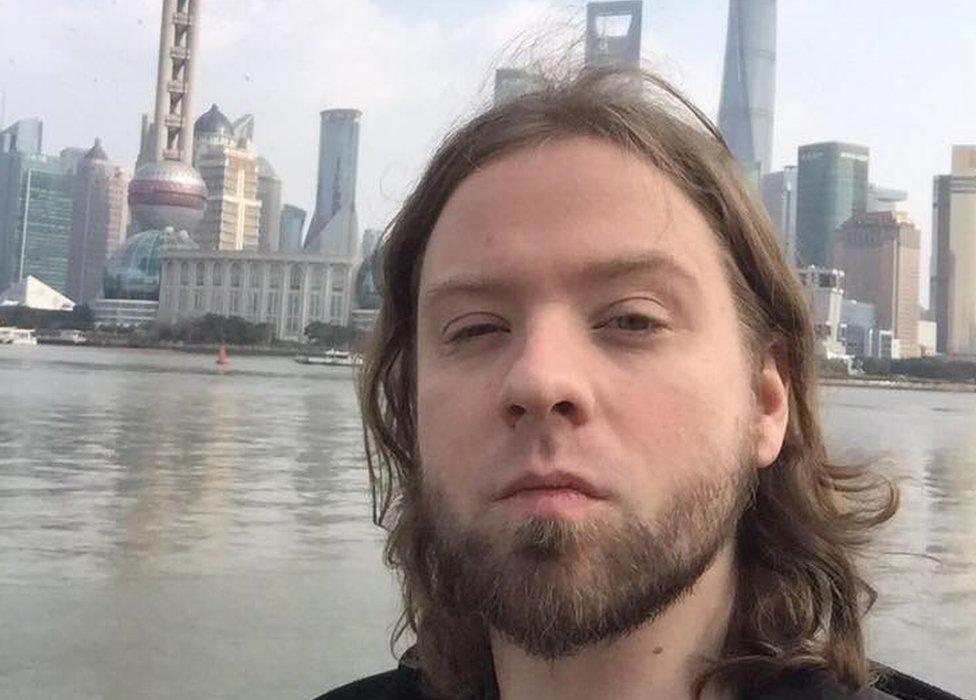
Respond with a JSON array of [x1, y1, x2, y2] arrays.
[[419, 136, 729, 299]]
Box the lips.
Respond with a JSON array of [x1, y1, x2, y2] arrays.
[[496, 471, 604, 501]]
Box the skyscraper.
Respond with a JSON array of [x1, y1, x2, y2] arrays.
[[717, 0, 777, 183], [279, 204, 306, 253], [67, 140, 129, 304], [836, 211, 920, 358], [257, 156, 282, 252], [931, 174, 953, 353], [0, 152, 74, 294], [305, 109, 360, 259], [59, 147, 88, 177], [0, 118, 42, 155], [192, 104, 261, 251], [0, 118, 44, 292], [761, 166, 796, 262], [584, 1, 642, 71], [932, 146, 976, 355], [795, 141, 868, 268]]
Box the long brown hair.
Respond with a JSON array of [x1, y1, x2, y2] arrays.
[[358, 67, 897, 698]]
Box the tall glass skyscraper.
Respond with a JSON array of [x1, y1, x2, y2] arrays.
[[795, 141, 869, 269], [0, 152, 74, 294], [305, 109, 361, 259], [717, 0, 777, 183]]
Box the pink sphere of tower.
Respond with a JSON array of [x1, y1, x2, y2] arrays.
[[127, 160, 207, 233]]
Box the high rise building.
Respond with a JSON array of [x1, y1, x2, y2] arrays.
[[279, 204, 306, 253], [718, 0, 777, 183], [761, 166, 796, 261], [835, 211, 920, 358], [932, 146, 976, 356], [67, 139, 129, 304], [795, 141, 868, 268], [305, 109, 360, 259], [584, 1, 642, 71], [931, 174, 953, 353], [0, 119, 43, 292], [192, 104, 261, 251], [59, 147, 88, 176], [257, 156, 282, 252], [0, 152, 74, 294], [0, 118, 42, 155]]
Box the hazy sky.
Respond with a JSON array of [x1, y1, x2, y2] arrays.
[[3, 1, 975, 306]]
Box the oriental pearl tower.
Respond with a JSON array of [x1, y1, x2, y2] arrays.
[[128, 0, 207, 234]]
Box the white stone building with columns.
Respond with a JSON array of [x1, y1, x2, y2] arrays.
[[157, 249, 356, 340]]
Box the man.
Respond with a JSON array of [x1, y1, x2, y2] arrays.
[[318, 70, 957, 699]]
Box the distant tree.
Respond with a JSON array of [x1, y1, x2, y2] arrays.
[[304, 321, 354, 348]]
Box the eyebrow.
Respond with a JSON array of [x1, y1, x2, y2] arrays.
[[419, 252, 701, 309]]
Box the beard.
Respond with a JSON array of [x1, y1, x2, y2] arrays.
[[413, 457, 756, 660]]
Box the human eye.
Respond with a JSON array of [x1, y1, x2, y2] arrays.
[[604, 313, 658, 333], [442, 314, 508, 343], [595, 300, 670, 337]]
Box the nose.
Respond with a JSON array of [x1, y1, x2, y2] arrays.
[[499, 316, 595, 430]]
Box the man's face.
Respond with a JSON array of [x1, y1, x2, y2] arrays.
[[413, 136, 783, 655]]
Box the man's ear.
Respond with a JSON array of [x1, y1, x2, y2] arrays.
[[753, 342, 790, 469]]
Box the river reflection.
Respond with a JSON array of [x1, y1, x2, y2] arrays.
[[1, 347, 974, 698]]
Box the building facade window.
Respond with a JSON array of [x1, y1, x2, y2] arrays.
[[195, 262, 205, 287], [286, 291, 302, 335], [180, 261, 190, 286], [211, 289, 223, 314], [269, 263, 283, 289], [179, 288, 188, 311], [330, 293, 343, 321], [229, 291, 240, 315], [230, 262, 241, 288], [193, 289, 203, 310], [213, 264, 223, 287]]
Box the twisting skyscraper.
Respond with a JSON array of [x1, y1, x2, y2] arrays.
[[718, 0, 777, 183]]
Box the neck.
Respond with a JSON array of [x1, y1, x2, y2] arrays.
[[490, 542, 737, 700]]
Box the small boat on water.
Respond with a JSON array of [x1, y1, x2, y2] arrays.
[[36, 329, 88, 345], [294, 349, 363, 367], [0, 327, 37, 345]]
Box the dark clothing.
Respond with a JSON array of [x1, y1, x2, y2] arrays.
[[315, 658, 964, 700]]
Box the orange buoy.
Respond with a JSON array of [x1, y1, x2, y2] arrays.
[[216, 343, 228, 365]]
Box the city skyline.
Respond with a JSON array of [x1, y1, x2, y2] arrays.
[[3, 1, 976, 307]]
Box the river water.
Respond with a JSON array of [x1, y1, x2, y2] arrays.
[[0, 345, 973, 699]]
